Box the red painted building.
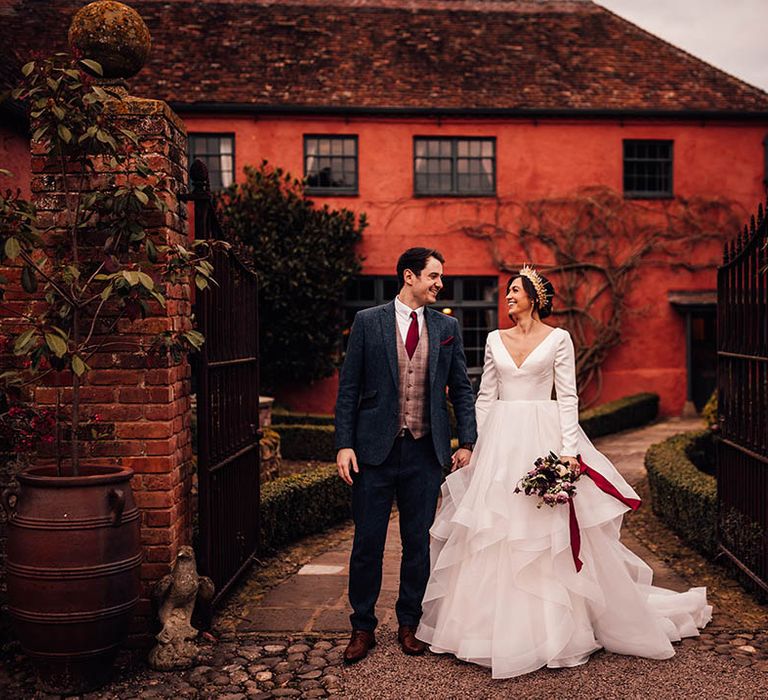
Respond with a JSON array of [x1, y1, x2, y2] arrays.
[[4, 0, 768, 414]]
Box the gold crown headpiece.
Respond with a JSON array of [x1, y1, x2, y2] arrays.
[[518, 265, 549, 308]]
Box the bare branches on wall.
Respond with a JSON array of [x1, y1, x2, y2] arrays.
[[457, 187, 742, 406]]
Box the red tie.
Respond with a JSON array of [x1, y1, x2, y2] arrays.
[[405, 311, 419, 359]]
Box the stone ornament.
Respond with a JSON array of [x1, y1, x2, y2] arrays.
[[68, 0, 151, 79], [149, 545, 215, 671]]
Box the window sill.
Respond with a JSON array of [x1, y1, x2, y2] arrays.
[[304, 189, 359, 197], [413, 192, 497, 199], [623, 192, 675, 200]]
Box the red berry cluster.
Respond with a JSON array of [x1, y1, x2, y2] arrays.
[[0, 403, 57, 453]]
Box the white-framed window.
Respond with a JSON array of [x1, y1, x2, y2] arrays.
[[188, 134, 235, 191], [414, 137, 496, 196], [304, 135, 358, 195]]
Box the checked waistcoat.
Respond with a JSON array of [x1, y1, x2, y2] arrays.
[[395, 318, 430, 438]]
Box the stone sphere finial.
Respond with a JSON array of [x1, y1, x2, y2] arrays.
[[68, 1, 151, 80]]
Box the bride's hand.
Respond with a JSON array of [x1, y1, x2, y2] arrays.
[[561, 455, 580, 473], [451, 447, 472, 472]]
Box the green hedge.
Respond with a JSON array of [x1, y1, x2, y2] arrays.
[[260, 464, 350, 552], [580, 392, 659, 439], [645, 430, 717, 557], [273, 393, 659, 462], [272, 423, 336, 461], [259, 394, 663, 555], [271, 409, 334, 426]]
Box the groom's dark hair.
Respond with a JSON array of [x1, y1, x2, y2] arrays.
[[397, 247, 445, 287]]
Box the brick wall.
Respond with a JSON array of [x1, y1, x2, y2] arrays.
[[29, 94, 194, 642]]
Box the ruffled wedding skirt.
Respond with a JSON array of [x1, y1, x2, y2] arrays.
[[416, 399, 712, 679]]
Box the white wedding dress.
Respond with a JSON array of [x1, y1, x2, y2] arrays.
[[416, 328, 711, 679]]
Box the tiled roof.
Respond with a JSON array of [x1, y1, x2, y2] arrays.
[[3, 0, 768, 114]]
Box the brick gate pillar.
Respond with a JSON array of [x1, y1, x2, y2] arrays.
[[30, 94, 194, 643]]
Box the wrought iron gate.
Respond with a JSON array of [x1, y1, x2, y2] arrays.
[[183, 161, 260, 604], [717, 202, 768, 593]]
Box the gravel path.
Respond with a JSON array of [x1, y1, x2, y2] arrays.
[[340, 625, 768, 700]]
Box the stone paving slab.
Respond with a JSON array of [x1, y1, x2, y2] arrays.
[[260, 576, 347, 607], [593, 416, 701, 483]]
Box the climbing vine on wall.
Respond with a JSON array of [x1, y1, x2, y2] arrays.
[[449, 187, 742, 406]]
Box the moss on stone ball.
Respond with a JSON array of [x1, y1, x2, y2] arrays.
[[68, 1, 151, 79]]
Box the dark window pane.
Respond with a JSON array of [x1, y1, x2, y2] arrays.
[[463, 279, 478, 300], [383, 279, 400, 299], [623, 139, 673, 197], [440, 278, 455, 299]]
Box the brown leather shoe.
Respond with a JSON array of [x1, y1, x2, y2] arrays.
[[397, 625, 427, 656], [343, 629, 376, 664]]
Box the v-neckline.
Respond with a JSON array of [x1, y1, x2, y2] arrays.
[[498, 328, 557, 370]]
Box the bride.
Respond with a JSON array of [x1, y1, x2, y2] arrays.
[[416, 266, 712, 679]]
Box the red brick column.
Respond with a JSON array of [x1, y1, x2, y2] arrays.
[[30, 95, 193, 642]]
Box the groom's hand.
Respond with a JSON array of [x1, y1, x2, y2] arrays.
[[450, 447, 472, 472], [336, 448, 359, 485]]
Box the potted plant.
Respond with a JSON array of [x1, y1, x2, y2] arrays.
[[0, 47, 222, 693]]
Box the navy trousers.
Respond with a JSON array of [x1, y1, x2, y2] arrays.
[[348, 431, 444, 631]]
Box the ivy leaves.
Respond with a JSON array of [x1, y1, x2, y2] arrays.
[[14, 54, 115, 160], [0, 52, 217, 396]]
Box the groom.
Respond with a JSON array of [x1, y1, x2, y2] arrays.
[[335, 247, 477, 663]]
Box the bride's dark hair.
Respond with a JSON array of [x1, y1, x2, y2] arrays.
[[507, 271, 555, 319]]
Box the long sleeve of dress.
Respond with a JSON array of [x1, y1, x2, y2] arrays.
[[474, 335, 499, 435], [553, 330, 580, 456]]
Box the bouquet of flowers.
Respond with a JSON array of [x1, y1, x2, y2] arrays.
[[514, 451, 580, 508]]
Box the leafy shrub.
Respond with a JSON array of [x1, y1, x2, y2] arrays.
[[645, 430, 717, 557], [702, 390, 718, 430], [260, 464, 350, 552], [272, 423, 335, 461], [217, 163, 366, 391], [580, 392, 659, 439]]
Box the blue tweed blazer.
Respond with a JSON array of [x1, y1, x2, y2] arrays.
[[334, 301, 477, 466]]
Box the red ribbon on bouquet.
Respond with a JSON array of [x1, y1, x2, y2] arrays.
[[568, 455, 641, 573]]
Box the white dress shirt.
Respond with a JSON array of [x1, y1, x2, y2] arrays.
[[394, 296, 425, 345]]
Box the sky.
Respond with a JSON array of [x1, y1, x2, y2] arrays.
[[594, 0, 768, 93]]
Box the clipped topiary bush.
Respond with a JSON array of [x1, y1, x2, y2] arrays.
[[260, 464, 350, 552], [580, 392, 659, 439], [645, 430, 717, 557], [684, 429, 716, 476], [272, 423, 336, 461]]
